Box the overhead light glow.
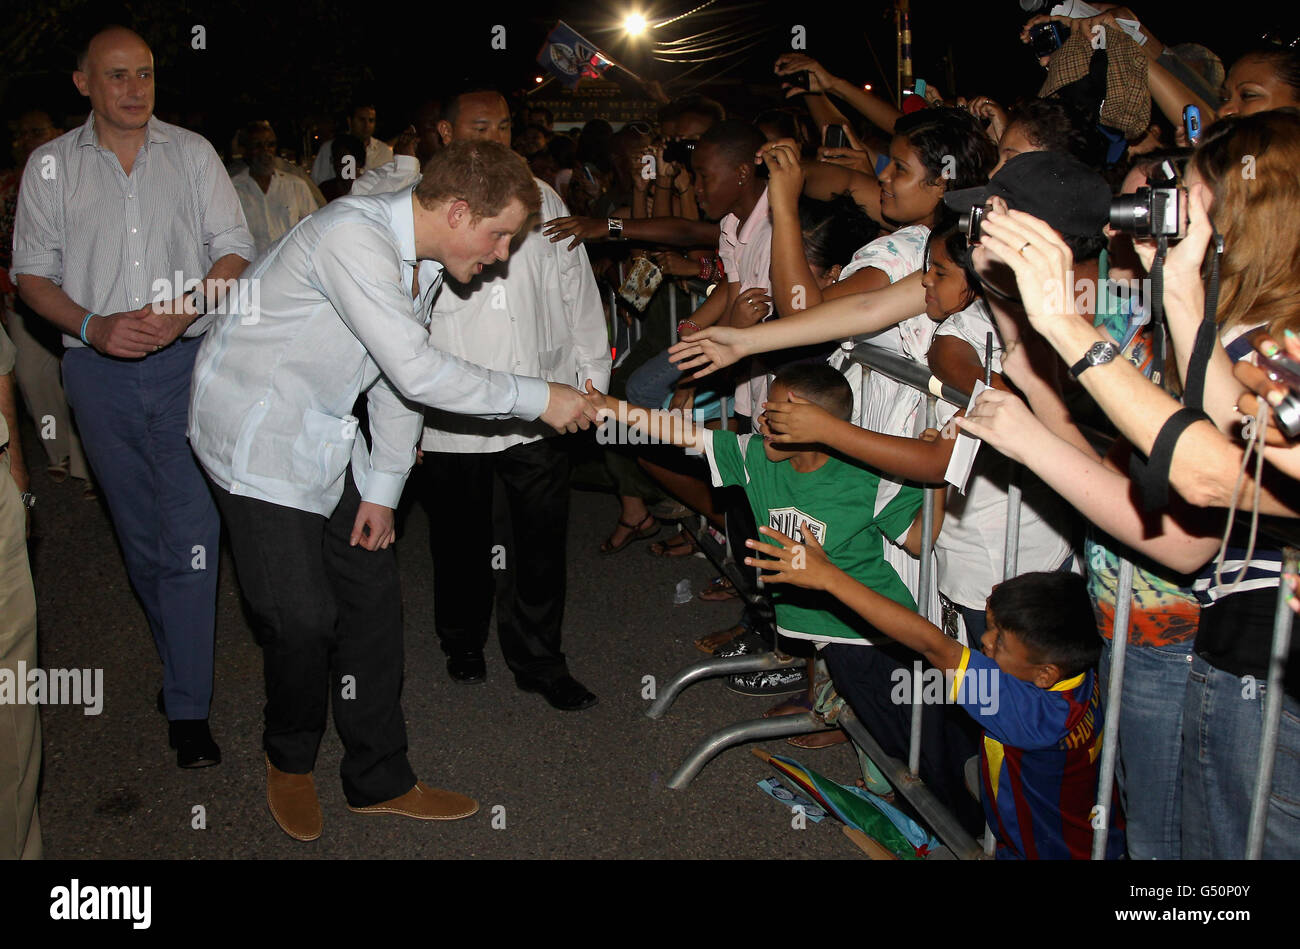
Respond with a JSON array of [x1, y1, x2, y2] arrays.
[[624, 13, 647, 36]]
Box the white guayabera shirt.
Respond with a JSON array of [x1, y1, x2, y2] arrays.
[[354, 154, 611, 453], [230, 168, 322, 256], [187, 187, 552, 517]]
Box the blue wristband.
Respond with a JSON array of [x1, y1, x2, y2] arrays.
[[79, 312, 98, 345]]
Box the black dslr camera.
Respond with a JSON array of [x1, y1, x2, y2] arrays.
[[1109, 160, 1187, 240]]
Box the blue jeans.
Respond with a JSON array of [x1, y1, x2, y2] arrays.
[[1181, 654, 1300, 859], [63, 338, 219, 719], [625, 347, 682, 410], [1099, 637, 1194, 859]]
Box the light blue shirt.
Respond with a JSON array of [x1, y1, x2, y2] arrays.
[[11, 114, 255, 347], [188, 187, 551, 516]]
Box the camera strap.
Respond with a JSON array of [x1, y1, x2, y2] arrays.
[[1128, 230, 1224, 511]]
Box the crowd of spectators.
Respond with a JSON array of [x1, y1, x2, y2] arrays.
[[2, 5, 1299, 860]]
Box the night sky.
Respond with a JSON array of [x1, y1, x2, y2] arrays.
[[2, 0, 1291, 162]]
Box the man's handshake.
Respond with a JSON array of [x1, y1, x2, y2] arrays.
[[539, 380, 616, 433]]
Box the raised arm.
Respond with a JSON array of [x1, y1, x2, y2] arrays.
[[747, 525, 963, 671], [541, 214, 720, 251], [586, 384, 707, 453], [670, 272, 925, 378]]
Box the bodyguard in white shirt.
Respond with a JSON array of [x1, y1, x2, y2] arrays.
[[356, 89, 610, 710], [230, 122, 321, 256], [189, 140, 599, 842]]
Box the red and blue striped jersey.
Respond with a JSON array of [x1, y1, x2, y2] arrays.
[[950, 646, 1125, 860]]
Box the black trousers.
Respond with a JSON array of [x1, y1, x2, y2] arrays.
[[824, 641, 987, 837], [213, 471, 416, 807], [423, 437, 572, 682]]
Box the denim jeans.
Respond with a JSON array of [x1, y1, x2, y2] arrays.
[[1099, 637, 1194, 859], [1181, 654, 1300, 859], [625, 347, 683, 410], [63, 337, 219, 720]]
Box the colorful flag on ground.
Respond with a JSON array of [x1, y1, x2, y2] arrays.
[[755, 749, 940, 859]]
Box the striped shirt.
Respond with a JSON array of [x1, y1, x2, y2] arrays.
[[11, 114, 254, 347]]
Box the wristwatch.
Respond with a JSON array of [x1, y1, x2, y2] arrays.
[[20, 492, 35, 511], [1069, 340, 1119, 380], [607, 218, 625, 240]]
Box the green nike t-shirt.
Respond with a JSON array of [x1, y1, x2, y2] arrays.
[[702, 429, 922, 644]]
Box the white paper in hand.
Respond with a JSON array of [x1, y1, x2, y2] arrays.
[[943, 380, 988, 495]]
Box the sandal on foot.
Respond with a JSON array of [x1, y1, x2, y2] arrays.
[[694, 623, 745, 655], [600, 514, 659, 554], [648, 530, 698, 558], [697, 575, 738, 602]]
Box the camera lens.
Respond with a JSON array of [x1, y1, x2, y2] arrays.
[[1109, 188, 1153, 237]]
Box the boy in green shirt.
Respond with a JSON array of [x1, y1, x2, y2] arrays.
[[587, 363, 931, 649]]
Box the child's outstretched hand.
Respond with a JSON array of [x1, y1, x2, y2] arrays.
[[744, 525, 840, 591], [583, 379, 615, 418]]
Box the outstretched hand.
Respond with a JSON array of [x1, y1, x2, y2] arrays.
[[952, 387, 1048, 464], [668, 324, 753, 378], [743, 524, 838, 591], [540, 380, 600, 433]]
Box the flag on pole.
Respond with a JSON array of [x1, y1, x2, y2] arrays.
[[536, 20, 614, 89]]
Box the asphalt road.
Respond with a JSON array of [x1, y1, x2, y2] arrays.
[[20, 431, 865, 860]]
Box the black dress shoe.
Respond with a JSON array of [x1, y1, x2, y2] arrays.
[[169, 720, 221, 768], [515, 673, 598, 711], [447, 652, 486, 684]]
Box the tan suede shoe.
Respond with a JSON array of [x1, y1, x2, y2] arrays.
[[348, 781, 479, 820], [266, 755, 323, 842]]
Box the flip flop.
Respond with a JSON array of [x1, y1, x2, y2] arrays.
[[697, 575, 738, 601], [648, 530, 698, 557], [600, 514, 660, 554]]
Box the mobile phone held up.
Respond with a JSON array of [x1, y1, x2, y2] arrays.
[[823, 125, 850, 149], [1183, 105, 1202, 145], [784, 70, 811, 92], [1029, 21, 1070, 58]]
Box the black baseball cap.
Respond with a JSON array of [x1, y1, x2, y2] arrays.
[[942, 151, 1111, 241]]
